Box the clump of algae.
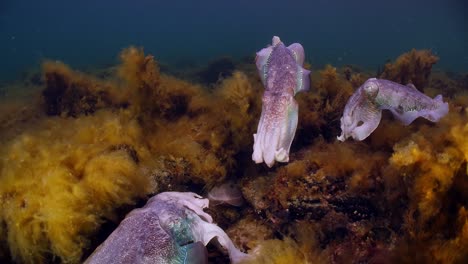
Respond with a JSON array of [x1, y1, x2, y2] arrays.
[[389, 109, 468, 263], [141, 70, 261, 186], [0, 46, 264, 263], [379, 49, 439, 90], [296, 65, 354, 142], [0, 110, 151, 263], [239, 221, 326, 264], [226, 215, 275, 252], [42, 61, 125, 117], [240, 238, 307, 264], [117, 47, 261, 185], [391, 125, 459, 221]]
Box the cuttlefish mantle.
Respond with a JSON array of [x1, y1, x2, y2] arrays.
[[338, 78, 449, 141], [252, 36, 311, 167]]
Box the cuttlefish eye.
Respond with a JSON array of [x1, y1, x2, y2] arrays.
[[363, 83, 379, 98]]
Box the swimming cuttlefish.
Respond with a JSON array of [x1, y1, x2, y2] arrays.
[[85, 192, 248, 264], [338, 78, 449, 141], [252, 36, 311, 167]]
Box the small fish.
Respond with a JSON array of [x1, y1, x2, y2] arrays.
[[85, 192, 248, 264], [253, 36, 310, 167], [338, 78, 449, 141], [207, 182, 244, 207]]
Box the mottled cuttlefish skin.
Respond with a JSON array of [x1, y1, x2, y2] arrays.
[[338, 78, 449, 141], [253, 36, 310, 167], [85, 192, 248, 264]]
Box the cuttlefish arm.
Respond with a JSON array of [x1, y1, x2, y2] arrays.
[[158, 192, 248, 264], [253, 94, 298, 167], [338, 78, 449, 141]]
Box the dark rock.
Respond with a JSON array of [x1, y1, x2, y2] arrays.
[[288, 197, 329, 220], [370, 227, 392, 242], [42, 72, 117, 117], [321, 227, 349, 247], [43, 72, 68, 116], [328, 196, 377, 222]]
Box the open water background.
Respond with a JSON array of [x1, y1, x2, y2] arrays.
[[0, 0, 466, 83]]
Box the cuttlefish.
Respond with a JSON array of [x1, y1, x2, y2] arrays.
[[338, 78, 449, 141], [85, 192, 248, 264], [252, 36, 310, 167]]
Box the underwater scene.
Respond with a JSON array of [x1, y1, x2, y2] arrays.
[[1, 0, 468, 263]]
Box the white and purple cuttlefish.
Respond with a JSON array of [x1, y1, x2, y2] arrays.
[[338, 78, 449, 141], [85, 192, 248, 264], [252, 36, 311, 167]]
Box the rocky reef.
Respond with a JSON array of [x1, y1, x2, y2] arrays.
[[0, 47, 467, 263]]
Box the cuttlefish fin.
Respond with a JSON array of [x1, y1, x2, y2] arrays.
[[391, 109, 421, 125], [287, 43, 305, 65], [295, 66, 310, 94], [389, 98, 448, 125], [288, 42, 310, 94], [255, 46, 273, 86], [428, 96, 449, 122]]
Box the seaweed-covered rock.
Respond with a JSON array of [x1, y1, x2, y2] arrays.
[[296, 65, 354, 143], [0, 110, 152, 263], [42, 61, 123, 117], [227, 215, 274, 252], [328, 196, 377, 222], [1, 47, 468, 264], [379, 49, 439, 91]]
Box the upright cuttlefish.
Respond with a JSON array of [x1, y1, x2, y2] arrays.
[[253, 36, 310, 167]]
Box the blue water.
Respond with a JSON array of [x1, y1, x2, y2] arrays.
[[1, 0, 467, 83]]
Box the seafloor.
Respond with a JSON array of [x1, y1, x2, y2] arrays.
[[0, 47, 467, 264]]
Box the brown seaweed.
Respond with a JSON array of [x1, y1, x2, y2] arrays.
[[0, 47, 467, 264], [379, 49, 439, 91]]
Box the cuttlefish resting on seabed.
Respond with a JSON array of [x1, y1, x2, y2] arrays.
[[337, 78, 449, 141], [252, 36, 311, 167]]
